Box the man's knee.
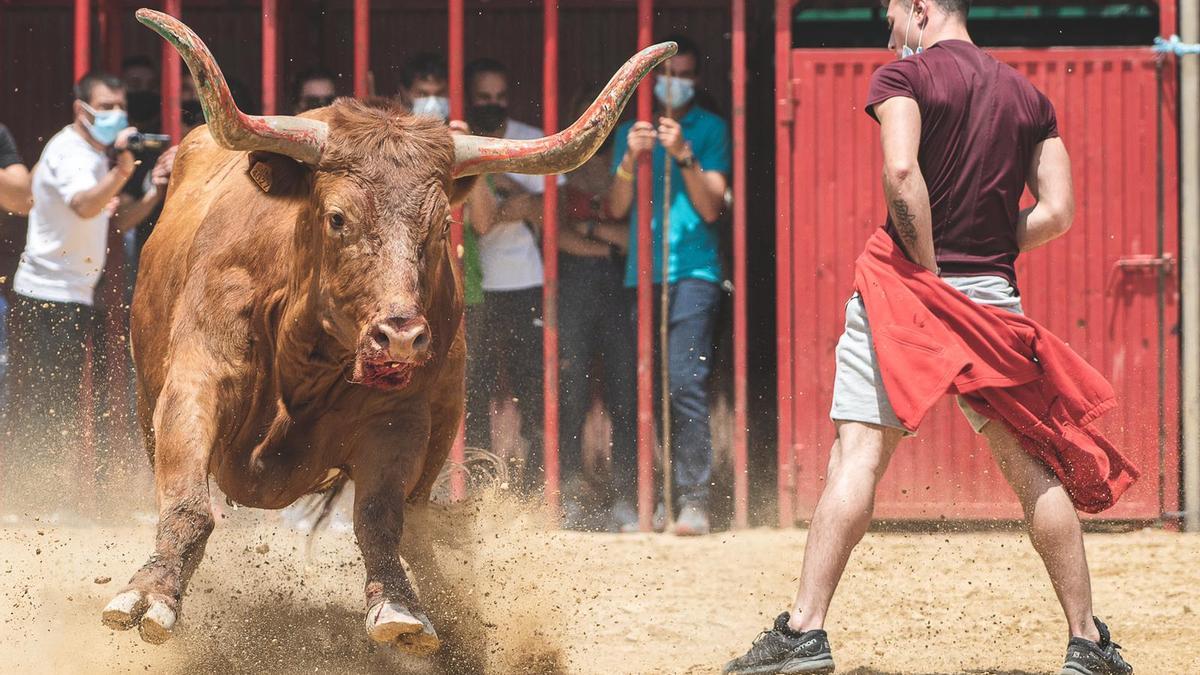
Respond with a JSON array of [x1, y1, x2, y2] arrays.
[[830, 422, 903, 482]]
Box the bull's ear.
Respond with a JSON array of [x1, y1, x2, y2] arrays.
[[247, 151, 307, 195], [446, 176, 480, 207]]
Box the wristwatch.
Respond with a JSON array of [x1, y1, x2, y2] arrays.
[[675, 151, 696, 170]]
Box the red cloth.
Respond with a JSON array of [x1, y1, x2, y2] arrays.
[[854, 229, 1138, 513]]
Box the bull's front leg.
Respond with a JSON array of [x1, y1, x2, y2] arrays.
[[352, 409, 440, 656], [101, 366, 219, 644]]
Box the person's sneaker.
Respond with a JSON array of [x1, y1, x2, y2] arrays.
[[1060, 617, 1132, 675], [723, 612, 834, 674], [608, 499, 667, 533], [673, 500, 710, 536]]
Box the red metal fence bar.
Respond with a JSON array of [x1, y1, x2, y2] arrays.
[[448, 0, 467, 501], [635, 0, 655, 532], [541, 0, 562, 518], [74, 0, 90, 79], [73, 0, 95, 502], [261, 0, 278, 115], [730, 0, 748, 529], [774, 0, 795, 527], [353, 0, 368, 98]]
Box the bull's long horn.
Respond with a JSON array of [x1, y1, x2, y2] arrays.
[[452, 41, 677, 178], [136, 9, 327, 165]]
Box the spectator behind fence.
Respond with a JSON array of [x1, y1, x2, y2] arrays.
[[293, 67, 338, 113], [121, 54, 160, 131], [397, 52, 449, 120], [554, 87, 637, 531], [461, 57, 563, 495], [603, 34, 731, 535], [4, 72, 172, 510], [0, 122, 33, 411]]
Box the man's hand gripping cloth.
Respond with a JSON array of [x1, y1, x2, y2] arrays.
[[854, 229, 1138, 513]]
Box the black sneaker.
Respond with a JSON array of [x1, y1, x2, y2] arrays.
[[723, 612, 834, 674], [1060, 617, 1132, 675]]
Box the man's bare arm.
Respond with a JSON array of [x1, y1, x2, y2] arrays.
[[1016, 137, 1074, 252], [876, 96, 936, 273], [0, 164, 32, 215]]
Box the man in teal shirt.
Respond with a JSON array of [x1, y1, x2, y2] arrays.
[[599, 34, 730, 535]]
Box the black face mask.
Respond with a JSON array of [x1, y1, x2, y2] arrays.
[[299, 95, 335, 112], [181, 100, 204, 128], [126, 90, 161, 128], [467, 104, 507, 135]]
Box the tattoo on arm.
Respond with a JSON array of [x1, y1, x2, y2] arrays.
[[891, 198, 918, 249]]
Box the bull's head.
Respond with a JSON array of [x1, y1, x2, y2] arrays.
[[138, 9, 673, 390]]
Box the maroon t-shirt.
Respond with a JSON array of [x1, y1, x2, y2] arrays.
[[866, 40, 1059, 289]]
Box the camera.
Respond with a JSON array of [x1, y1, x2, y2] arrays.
[[126, 132, 171, 154]]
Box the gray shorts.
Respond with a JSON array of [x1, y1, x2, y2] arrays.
[[829, 275, 1024, 434]]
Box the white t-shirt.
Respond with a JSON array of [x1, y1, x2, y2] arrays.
[[14, 125, 110, 306], [477, 118, 565, 292]]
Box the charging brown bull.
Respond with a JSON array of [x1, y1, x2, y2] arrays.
[[100, 9, 673, 653]]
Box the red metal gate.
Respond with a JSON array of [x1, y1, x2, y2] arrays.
[[777, 47, 1180, 521]]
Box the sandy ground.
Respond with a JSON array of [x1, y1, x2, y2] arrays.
[[0, 496, 1197, 675]]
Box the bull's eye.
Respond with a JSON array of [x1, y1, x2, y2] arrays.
[[328, 213, 345, 231]]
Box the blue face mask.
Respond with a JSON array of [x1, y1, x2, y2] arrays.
[[411, 95, 450, 121], [899, 3, 925, 59], [654, 75, 695, 110], [80, 101, 128, 146]]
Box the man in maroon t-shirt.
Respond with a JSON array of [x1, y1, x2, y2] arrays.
[[724, 2, 1132, 675]]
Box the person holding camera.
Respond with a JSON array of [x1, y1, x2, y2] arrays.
[[5, 72, 170, 502]]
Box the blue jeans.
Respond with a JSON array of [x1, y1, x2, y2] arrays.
[[629, 278, 721, 505]]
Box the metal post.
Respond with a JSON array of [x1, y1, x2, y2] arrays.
[[354, 0, 369, 98], [730, 0, 749, 529], [1181, 0, 1200, 531], [262, 0, 278, 115], [774, 0, 795, 527], [448, 0, 467, 501], [74, 0, 90, 80], [635, 0, 655, 532], [161, 0, 183, 144], [74, 0, 95, 501], [542, 0, 562, 519]]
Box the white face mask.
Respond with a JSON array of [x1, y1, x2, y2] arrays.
[[410, 95, 450, 121], [900, 2, 925, 59]]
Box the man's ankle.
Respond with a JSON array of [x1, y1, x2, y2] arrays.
[[786, 610, 822, 635], [1070, 620, 1102, 644]]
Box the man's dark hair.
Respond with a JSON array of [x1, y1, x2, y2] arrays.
[[886, 0, 971, 17], [934, 0, 971, 16], [465, 57, 507, 90], [74, 71, 124, 103], [401, 52, 448, 89], [292, 67, 337, 104], [120, 55, 155, 73], [660, 33, 703, 72]]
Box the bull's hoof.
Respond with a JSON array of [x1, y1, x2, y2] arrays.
[[365, 600, 440, 655], [101, 589, 178, 644]]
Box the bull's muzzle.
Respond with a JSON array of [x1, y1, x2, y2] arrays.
[[365, 316, 431, 364]]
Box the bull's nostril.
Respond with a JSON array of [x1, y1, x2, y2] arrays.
[[412, 329, 430, 351], [371, 327, 390, 351]]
